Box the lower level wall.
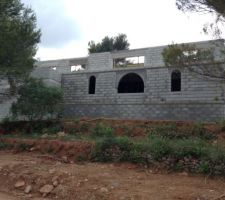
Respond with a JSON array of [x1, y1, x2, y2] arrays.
[[63, 103, 225, 122]]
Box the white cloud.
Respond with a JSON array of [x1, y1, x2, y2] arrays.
[[22, 0, 224, 60], [22, 0, 80, 48]]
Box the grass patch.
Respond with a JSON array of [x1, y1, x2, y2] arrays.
[[92, 134, 225, 175], [147, 122, 216, 140]]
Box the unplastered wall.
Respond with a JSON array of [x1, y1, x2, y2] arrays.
[[62, 65, 225, 121], [86, 40, 224, 71], [87, 52, 113, 71]]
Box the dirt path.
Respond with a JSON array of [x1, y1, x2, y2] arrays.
[[0, 192, 17, 200], [0, 151, 224, 200]]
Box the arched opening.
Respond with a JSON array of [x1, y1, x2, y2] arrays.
[[171, 70, 181, 92], [89, 76, 96, 94], [118, 73, 144, 93]]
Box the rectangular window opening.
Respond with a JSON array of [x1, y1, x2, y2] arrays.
[[113, 56, 145, 68], [71, 65, 85, 72]]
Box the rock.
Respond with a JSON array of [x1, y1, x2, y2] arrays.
[[49, 169, 56, 174], [39, 184, 54, 195], [110, 181, 120, 188], [99, 187, 109, 193], [52, 184, 68, 198], [30, 147, 36, 151], [15, 180, 25, 188], [52, 176, 59, 182], [179, 172, 188, 176], [57, 132, 66, 137], [53, 180, 58, 187], [62, 156, 68, 163], [9, 172, 16, 178], [77, 182, 81, 187], [41, 134, 48, 139], [24, 185, 32, 194]]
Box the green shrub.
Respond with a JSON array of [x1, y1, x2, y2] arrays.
[[80, 123, 90, 132], [11, 78, 63, 121], [191, 122, 213, 140], [17, 143, 33, 151], [144, 137, 172, 160], [92, 136, 132, 162], [147, 122, 216, 141], [0, 140, 13, 150], [198, 161, 210, 174], [92, 123, 114, 138], [92, 133, 225, 175], [42, 124, 62, 134], [171, 139, 209, 159]]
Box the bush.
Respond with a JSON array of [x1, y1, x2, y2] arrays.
[[11, 78, 63, 121], [92, 136, 132, 162], [0, 120, 62, 135], [191, 122, 216, 140], [92, 134, 225, 175], [92, 123, 114, 138], [147, 123, 216, 141]]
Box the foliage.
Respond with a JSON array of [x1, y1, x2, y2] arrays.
[[147, 123, 216, 140], [10, 78, 63, 121], [162, 43, 214, 67], [176, 0, 225, 38], [0, 0, 41, 95], [92, 133, 225, 175], [176, 0, 225, 20], [162, 42, 225, 80], [91, 123, 114, 138], [88, 33, 129, 53], [0, 119, 62, 135], [93, 136, 132, 162]]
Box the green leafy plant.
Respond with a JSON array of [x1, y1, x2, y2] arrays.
[[92, 123, 114, 138], [0, 0, 41, 95], [11, 78, 63, 121]]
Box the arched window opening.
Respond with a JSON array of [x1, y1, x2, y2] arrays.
[[171, 70, 181, 92], [118, 73, 144, 93], [89, 76, 96, 94]]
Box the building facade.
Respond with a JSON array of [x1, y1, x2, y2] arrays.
[[1, 39, 225, 121], [61, 40, 225, 121]]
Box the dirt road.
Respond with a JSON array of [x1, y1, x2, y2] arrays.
[[0, 151, 224, 200]]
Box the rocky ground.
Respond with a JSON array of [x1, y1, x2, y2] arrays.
[[0, 151, 224, 200]]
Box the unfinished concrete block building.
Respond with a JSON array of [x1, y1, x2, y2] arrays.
[[1, 39, 225, 121], [59, 40, 225, 121]]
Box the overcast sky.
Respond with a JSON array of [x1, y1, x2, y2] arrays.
[[21, 0, 224, 61]]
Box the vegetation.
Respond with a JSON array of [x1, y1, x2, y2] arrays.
[[0, 120, 224, 176], [91, 123, 114, 138], [0, 0, 41, 95], [162, 1, 225, 81], [10, 78, 63, 121], [88, 33, 129, 53], [161, 42, 225, 80], [147, 122, 216, 140], [176, 0, 225, 37], [93, 134, 225, 175]]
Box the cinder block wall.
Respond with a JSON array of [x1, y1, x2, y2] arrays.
[[62, 66, 225, 121], [62, 40, 225, 121]]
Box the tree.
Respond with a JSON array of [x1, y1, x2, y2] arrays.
[[161, 1, 225, 80], [88, 34, 130, 53], [11, 78, 63, 121], [0, 0, 41, 95], [162, 42, 225, 79], [176, 0, 225, 37]]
